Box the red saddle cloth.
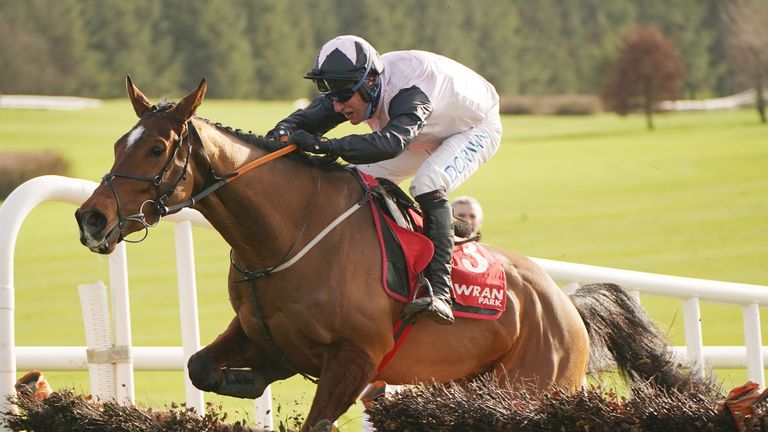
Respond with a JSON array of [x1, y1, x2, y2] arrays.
[[361, 172, 507, 320], [450, 242, 508, 320]]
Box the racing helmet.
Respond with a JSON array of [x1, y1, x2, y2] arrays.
[[304, 35, 383, 102]]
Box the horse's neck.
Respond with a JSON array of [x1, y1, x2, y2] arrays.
[[193, 120, 261, 174], [190, 121, 357, 268]]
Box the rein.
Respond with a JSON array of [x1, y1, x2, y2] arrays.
[[100, 118, 298, 245], [103, 116, 371, 382], [228, 170, 371, 384], [100, 119, 195, 246], [161, 124, 298, 215]]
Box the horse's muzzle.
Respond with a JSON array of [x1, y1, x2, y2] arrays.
[[75, 209, 112, 254]]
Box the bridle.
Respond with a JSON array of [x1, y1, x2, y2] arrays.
[[98, 108, 367, 276], [100, 112, 195, 246], [97, 109, 371, 381], [97, 107, 301, 251]]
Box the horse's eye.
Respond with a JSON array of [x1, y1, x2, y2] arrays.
[[150, 145, 165, 156]]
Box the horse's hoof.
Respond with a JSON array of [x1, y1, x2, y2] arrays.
[[219, 367, 266, 398]]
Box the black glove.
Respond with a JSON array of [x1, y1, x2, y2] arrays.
[[266, 123, 293, 148], [288, 130, 332, 154]]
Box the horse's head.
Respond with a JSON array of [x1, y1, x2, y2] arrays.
[[75, 76, 207, 254]]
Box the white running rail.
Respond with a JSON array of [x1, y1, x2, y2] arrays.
[[1, 175, 767, 431], [0, 176, 271, 430]]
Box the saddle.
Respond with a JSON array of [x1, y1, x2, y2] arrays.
[[357, 170, 507, 320]]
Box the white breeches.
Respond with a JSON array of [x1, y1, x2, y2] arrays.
[[354, 108, 502, 197]]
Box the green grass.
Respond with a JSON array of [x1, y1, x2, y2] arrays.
[[2, 101, 767, 429]]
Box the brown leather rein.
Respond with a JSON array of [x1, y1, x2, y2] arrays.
[[158, 121, 297, 216]]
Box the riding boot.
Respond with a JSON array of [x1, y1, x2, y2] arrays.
[[400, 190, 455, 325]]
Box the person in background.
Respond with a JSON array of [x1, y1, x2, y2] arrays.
[[269, 35, 502, 325], [451, 195, 484, 239]]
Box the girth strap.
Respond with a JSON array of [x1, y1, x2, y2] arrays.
[[230, 185, 371, 279], [229, 168, 372, 382], [245, 277, 318, 384]]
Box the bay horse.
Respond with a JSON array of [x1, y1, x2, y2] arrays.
[[75, 78, 704, 431]]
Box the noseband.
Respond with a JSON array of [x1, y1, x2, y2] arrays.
[[98, 109, 298, 248], [100, 114, 195, 246]]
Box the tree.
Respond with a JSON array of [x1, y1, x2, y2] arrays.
[[601, 26, 686, 130], [723, 0, 768, 123], [702, 0, 733, 96], [80, 1, 182, 98], [635, 0, 718, 99], [241, 0, 316, 100], [0, 10, 58, 94], [510, 0, 570, 95], [465, 0, 519, 95], [557, 0, 637, 94], [159, 0, 254, 99], [0, 0, 91, 95], [340, 0, 421, 53], [0, 0, 737, 99]]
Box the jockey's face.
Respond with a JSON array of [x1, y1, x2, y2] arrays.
[[453, 202, 481, 235], [332, 91, 368, 125]]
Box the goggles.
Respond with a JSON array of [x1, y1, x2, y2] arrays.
[[314, 78, 359, 103], [312, 61, 373, 103], [326, 90, 356, 103]]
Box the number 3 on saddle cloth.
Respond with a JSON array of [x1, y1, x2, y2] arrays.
[[359, 171, 508, 321]]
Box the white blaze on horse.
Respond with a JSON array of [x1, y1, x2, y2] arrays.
[[75, 78, 706, 432]]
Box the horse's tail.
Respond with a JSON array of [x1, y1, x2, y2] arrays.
[[570, 283, 707, 392]]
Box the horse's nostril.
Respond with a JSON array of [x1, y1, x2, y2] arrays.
[[83, 211, 107, 230]]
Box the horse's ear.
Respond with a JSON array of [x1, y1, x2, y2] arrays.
[[172, 78, 207, 121], [126, 75, 152, 118]]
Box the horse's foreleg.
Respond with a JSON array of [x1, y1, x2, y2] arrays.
[[303, 339, 376, 432], [188, 316, 294, 398]]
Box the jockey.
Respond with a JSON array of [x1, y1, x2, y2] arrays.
[[269, 35, 502, 325]]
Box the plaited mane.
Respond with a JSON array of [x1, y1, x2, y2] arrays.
[[193, 116, 347, 171]]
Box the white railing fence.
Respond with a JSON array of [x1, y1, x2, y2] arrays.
[[0, 176, 271, 430], [1, 175, 767, 432], [538, 259, 768, 387]]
